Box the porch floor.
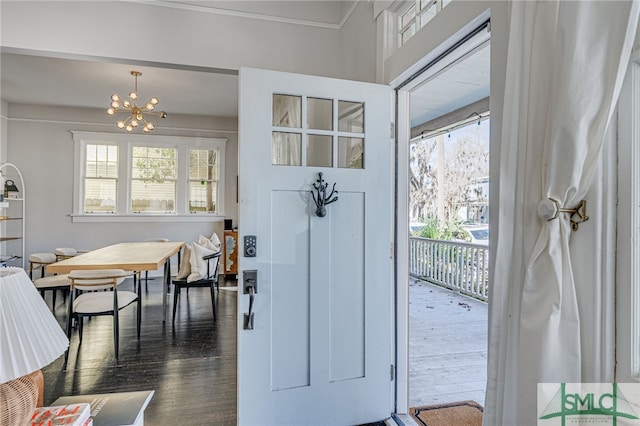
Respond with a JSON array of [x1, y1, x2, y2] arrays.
[[409, 277, 488, 408]]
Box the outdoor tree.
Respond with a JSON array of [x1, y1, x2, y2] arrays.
[[409, 121, 489, 227], [409, 138, 437, 220]]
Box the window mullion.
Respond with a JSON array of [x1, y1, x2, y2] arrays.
[[176, 144, 188, 214], [122, 141, 132, 215]]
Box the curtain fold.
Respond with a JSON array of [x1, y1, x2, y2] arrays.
[[485, 2, 640, 425]]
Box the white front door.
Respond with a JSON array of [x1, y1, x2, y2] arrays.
[[238, 67, 392, 426]]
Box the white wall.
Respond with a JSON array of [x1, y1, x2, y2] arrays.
[[6, 103, 237, 257], [340, 2, 377, 83], [1, 1, 363, 81]]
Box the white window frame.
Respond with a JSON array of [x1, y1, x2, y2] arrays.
[[71, 131, 226, 223], [398, 0, 449, 47], [617, 49, 640, 382]]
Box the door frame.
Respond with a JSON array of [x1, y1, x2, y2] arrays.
[[390, 20, 491, 414]]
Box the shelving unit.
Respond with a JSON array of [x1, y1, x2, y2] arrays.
[[0, 163, 25, 268]]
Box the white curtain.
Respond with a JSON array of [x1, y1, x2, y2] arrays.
[[485, 2, 639, 425]]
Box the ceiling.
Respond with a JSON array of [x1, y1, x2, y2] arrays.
[[410, 44, 490, 129], [1, 2, 490, 128], [1, 53, 239, 118]]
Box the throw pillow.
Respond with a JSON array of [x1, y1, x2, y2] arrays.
[[198, 234, 219, 252], [187, 241, 217, 283], [176, 243, 192, 280], [210, 232, 222, 251]]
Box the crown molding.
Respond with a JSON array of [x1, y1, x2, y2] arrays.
[[126, 0, 357, 30]]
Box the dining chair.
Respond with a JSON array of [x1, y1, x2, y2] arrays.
[[30, 250, 72, 309], [171, 250, 221, 326], [64, 269, 139, 368], [28, 252, 56, 279], [54, 247, 78, 261], [33, 274, 70, 310]]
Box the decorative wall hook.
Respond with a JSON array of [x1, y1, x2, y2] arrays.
[[311, 172, 338, 217], [537, 198, 589, 231]]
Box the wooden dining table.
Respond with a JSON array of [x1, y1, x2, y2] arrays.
[[47, 241, 184, 322]]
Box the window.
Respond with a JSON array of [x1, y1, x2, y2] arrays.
[[189, 149, 218, 213], [84, 144, 118, 213], [72, 132, 226, 222], [399, 0, 450, 46], [131, 146, 177, 213]]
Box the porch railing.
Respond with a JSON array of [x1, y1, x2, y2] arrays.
[[409, 237, 489, 302]]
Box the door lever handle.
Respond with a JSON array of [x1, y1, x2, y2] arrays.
[[243, 270, 257, 330], [244, 286, 255, 330]]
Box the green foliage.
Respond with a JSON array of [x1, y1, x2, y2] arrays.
[[416, 217, 468, 241], [133, 147, 176, 184]]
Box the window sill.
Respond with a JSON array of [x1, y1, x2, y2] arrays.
[[70, 214, 226, 223]]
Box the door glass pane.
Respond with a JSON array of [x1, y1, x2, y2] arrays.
[[307, 135, 332, 167], [307, 97, 333, 130], [338, 137, 364, 169], [273, 94, 302, 128], [338, 101, 364, 133], [272, 132, 301, 166]]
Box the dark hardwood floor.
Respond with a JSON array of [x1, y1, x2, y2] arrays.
[[41, 275, 238, 425]]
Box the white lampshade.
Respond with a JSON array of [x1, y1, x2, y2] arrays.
[[0, 267, 69, 383]]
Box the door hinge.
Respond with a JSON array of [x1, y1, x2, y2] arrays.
[[390, 364, 395, 381], [390, 123, 395, 138]]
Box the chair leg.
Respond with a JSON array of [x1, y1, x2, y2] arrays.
[[172, 286, 179, 325], [52, 289, 57, 309], [145, 271, 149, 292], [136, 285, 141, 340], [114, 308, 119, 359], [63, 292, 74, 370], [210, 284, 216, 322], [40, 265, 45, 280], [78, 317, 84, 346]]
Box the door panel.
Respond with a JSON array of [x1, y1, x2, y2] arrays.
[[239, 67, 391, 426], [271, 190, 311, 391]]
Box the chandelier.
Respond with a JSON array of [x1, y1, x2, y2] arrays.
[[106, 70, 167, 133]]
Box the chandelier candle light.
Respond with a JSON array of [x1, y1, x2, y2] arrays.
[[107, 70, 167, 133]]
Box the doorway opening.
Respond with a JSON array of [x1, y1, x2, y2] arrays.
[[398, 32, 490, 412]]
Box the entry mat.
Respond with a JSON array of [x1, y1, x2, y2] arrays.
[[409, 400, 483, 426]]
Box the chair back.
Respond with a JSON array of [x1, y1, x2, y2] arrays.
[[69, 269, 128, 291], [204, 251, 222, 281]]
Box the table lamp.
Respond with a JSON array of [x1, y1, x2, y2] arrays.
[[0, 267, 69, 425]]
